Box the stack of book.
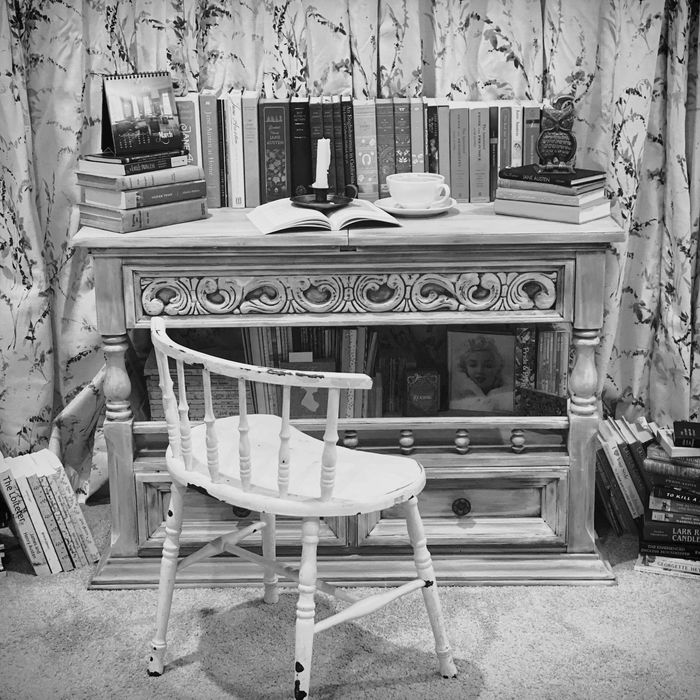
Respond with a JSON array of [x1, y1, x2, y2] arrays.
[[634, 421, 700, 579], [494, 164, 610, 224], [77, 71, 208, 233], [0, 449, 100, 575]]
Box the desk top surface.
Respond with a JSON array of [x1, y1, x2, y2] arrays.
[[72, 203, 626, 250]]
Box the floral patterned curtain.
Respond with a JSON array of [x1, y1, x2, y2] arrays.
[[0, 0, 696, 497]]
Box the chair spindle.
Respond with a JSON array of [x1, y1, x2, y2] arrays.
[[202, 367, 220, 481], [278, 385, 291, 497], [320, 388, 340, 500], [175, 359, 192, 470], [156, 353, 181, 458], [238, 377, 251, 490]]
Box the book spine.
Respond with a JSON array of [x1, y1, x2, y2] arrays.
[[639, 539, 700, 560], [199, 93, 221, 208], [595, 448, 638, 533], [469, 106, 490, 203], [14, 475, 62, 573], [652, 484, 700, 506], [89, 180, 207, 209], [81, 198, 208, 233], [41, 473, 87, 567], [50, 468, 100, 562], [436, 98, 451, 186], [522, 104, 541, 166], [216, 96, 229, 207], [28, 474, 73, 571], [510, 102, 523, 168], [111, 154, 188, 176], [331, 95, 346, 194], [340, 96, 357, 193], [409, 97, 425, 173], [498, 104, 512, 173], [642, 514, 700, 545], [77, 165, 205, 191], [513, 326, 537, 415], [673, 420, 700, 447], [488, 105, 499, 201], [0, 468, 51, 575], [290, 97, 312, 196], [616, 441, 649, 504], [425, 99, 439, 174], [225, 89, 246, 208], [174, 93, 203, 168], [598, 434, 645, 518], [258, 99, 291, 204], [375, 98, 395, 197], [449, 104, 469, 202], [648, 493, 700, 517], [321, 96, 337, 193], [241, 91, 261, 207], [650, 509, 700, 525], [352, 100, 379, 201], [594, 462, 624, 536], [392, 97, 412, 174], [643, 554, 700, 575]]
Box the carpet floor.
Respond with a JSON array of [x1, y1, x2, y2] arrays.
[[1, 501, 699, 700]]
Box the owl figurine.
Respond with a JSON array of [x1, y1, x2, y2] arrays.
[[536, 94, 577, 171]]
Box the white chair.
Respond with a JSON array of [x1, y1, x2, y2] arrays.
[[147, 317, 457, 697]]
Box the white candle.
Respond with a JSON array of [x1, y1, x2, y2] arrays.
[[312, 138, 331, 189]]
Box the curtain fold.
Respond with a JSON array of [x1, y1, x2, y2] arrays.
[[0, 0, 697, 496]]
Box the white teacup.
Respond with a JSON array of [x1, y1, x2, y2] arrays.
[[386, 173, 451, 209]]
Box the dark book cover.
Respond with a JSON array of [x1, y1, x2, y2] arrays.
[[321, 96, 336, 193], [340, 95, 357, 193], [673, 420, 700, 447], [405, 369, 440, 417], [594, 460, 624, 536], [638, 538, 700, 561], [290, 96, 312, 196], [426, 99, 439, 174], [101, 72, 183, 156], [642, 457, 700, 494], [595, 448, 639, 533], [653, 484, 700, 506], [642, 508, 700, 544], [488, 105, 499, 201], [331, 96, 345, 194], [513, 326, 537, 415], [393, 97, 412, 174], [617, 441, 650, 505], [257, 98, 291, 203], [216, 96, 228, 207], [499, 163, 606, 187], [375, 98, 396, 197]]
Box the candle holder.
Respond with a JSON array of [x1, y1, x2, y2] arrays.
[[290, 185, 354, 213]]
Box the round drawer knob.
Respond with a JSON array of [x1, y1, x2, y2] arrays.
[[231, 506, 252, 518], [451, 498, 471, 517]]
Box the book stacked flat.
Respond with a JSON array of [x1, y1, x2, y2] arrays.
[[0, 449, 100, 575], [494, 164, 610, 224]]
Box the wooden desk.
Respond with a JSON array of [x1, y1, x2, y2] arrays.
[[73, 204, 625, 588]]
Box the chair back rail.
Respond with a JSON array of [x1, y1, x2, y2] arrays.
[[151, 318, 372, 501]]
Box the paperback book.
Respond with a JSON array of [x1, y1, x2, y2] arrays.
[[498, 164, 606, 188]]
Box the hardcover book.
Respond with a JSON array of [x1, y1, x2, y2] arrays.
[[77, 151, 189, 177], [449, 101, 470, 202], [174, 92, 203, 167], [521, 101, 542, 166], [405, 369, 440, 417], [76, 164, 204, 191], [101, 72, 183, 156], [241, 89, 261, 207], [499, 163, 606, 187], [80, 179, 207, 209], [352, 99, 379, 201], [290, 96, 312, 196], [375, 98, 396, 197], [436, 98, 451, 186], [258, 98, 291, 203], [393, 97, 412, 174], [216, 96, 229, 206], [493, 197, 611, 224], [425, 98, 439, 174], [224, 88, 246, 208], [409, 97, 425, 173], [199, 92, 221, 208], [340, 95, 357, 194], [331, 95, 346, 194], [469, 105, 490, 203]]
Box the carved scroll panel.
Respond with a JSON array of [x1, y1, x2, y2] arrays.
[[137, 270, 559, 318]]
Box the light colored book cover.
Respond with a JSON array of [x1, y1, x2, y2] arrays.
[[353, 99, 379, 201], [225, 88, 246, 208], [174, 92, 203, 167]]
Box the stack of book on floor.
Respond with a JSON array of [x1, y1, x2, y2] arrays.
[[494, 164, 610, 224], [634, 421, 700, 579], [77, 71, 208, 233], [0, 449, 100, 575]]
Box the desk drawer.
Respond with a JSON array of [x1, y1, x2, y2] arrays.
[[356, 465, 569, 549]]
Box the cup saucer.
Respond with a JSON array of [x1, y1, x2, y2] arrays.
[[373, 197, 457, 217]]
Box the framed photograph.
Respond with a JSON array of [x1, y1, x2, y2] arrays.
[[447, 330, 515, 414]]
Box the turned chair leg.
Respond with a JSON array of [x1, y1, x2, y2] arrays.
[[403, 496, 458, 679], [294, 517, 320, 698], [148, 480, 187, 676], [261, 512, 279, 604]]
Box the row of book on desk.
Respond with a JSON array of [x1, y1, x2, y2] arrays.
[[76, 71, 610, 233], [595, 416, 700, 580]]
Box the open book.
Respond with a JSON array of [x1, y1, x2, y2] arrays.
[[247, 197, 401, 234]]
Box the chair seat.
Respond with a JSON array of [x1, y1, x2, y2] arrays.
[[167, 414, 426, 517]]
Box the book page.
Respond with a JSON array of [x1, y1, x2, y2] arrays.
[[328, 198, 400, 229], [246, 198, 328, 234]]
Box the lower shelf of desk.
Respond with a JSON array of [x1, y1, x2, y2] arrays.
[[90, 548, 615, 588]]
